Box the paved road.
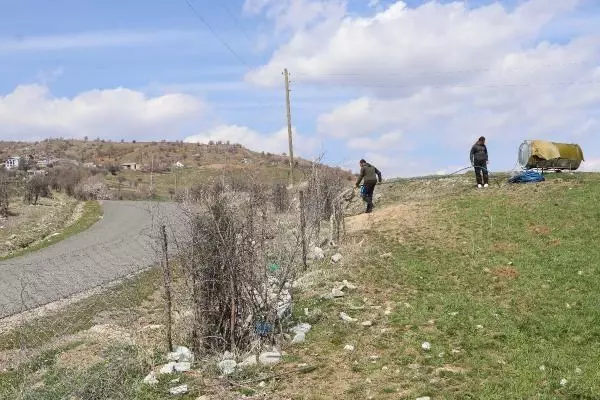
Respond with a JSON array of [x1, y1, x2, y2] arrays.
[[0, 201, 185, 319]]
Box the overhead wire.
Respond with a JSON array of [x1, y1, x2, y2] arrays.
[[182, 0, 250, 68], [218, 1, 254, 44]]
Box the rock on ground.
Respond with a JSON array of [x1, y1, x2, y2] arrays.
[[167, 346, 194, 363], [331, 253, 343, 263]]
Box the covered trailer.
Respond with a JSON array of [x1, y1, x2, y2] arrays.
[[518, 140, 584, 171]]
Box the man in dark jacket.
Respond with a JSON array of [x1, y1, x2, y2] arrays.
[[470, 136, 489, 188], [355, 159, 382, 213]]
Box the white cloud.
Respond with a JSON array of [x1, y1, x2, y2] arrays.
[[247, 0, 600, 177], [243, 0, 345, 33], [0, 30, 197, 53], [0, 84, 206, 141], [184, 124, 320, 157]]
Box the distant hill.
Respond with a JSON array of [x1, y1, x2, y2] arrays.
[[0, 139, 354, 199]]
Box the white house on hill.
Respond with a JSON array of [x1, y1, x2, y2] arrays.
[[3, 156, 21, 170]]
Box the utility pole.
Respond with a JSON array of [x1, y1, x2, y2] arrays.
[[284, 68, 295, 186]]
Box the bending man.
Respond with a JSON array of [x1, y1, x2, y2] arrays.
[[355, 159, 382, 213]]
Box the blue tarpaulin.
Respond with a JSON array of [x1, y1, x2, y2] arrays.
[[508, 170, 545, 184]]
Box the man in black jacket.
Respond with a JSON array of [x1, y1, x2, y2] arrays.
[[355, 159, 382, 213], [470, 136, 489, 188]]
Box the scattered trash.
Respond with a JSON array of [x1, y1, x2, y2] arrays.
[[340, 312, 357, 323], [167, 346, 194, 363], [476, 325, 484, 329], [575, 367, 582, 374], [449, 312, 459, 316], [268, 263, 280, 272], [331, 253, 343, 263], [169, 384, 189, 395], [344, 344, 355, 352], [416, 397, 431, 400], [291, 323, 312, 335], [291, 332, 306, 344], [239, 355, 258, 368], [218, 359, 237, 376], [255, 321, 273, 336], [143, 371, 159, 385], [159, 362, 177, 375], [259, 351, 282, 365], [421, 342, 431, 351], [361, 321, 373, 327], [259, 381, 266, 388], [539, 365, 546, 372], [174, 362, 191, 372], [331, 288, 345, 297], [339, 280, 357, 290]]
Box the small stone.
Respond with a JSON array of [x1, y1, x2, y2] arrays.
[[340, 312, 357, 323], [297, 363, 309, 368], [560, 378, 568, 387], [159, 362, 176, 375], [539, 365, 546, 372], [369, 355, 380, 360], [309, 246, 325, 260], [578, 271, 583, 276], [380, 252, 393, 258], [331, 253, 343, 263], [361, 321, 373, 327], [416, 397, 431, 400], [218, 359, 237, 375], [169, 384, 188, 395], [575, 367, 582, 374], [196, 396, 209, 400], [421, 342, 431, 351], [332, 288, 345, 297], [143, 371, 158, 385], [222, 351, 235, 360], [259, 351, 282, 365], [449, 312, 459, 316], [291, 332, 306, 344], [476, 325, 484, 329], [344, 344, 355, 352]]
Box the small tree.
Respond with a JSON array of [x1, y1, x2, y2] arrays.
[[24, 175, 50, 205], [0, 173, 10, 217]]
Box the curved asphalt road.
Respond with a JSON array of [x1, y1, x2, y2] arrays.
[[0, 201, 185, 319]]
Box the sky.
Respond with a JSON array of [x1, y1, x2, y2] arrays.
[[0, 0, 599, 177]]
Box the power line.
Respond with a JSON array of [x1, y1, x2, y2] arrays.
[[183, 0, 250, 68], [292, 59, 598, 79], [218, 1, 254, 43], [290, 78, 600, 90]]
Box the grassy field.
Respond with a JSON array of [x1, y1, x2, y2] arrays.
[[1, 172, 598, 399], [0, 196, 102, 261]]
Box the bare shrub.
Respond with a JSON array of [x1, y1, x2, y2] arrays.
[[272, 183, 289, 213], [177, 179, 301, 355], [48, 166, 89, 196], [74, 176, 111, 200], [0, 172, 10, 217], [24, 175, 51, 205]]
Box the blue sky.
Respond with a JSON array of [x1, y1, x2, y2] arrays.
[[1, 0, 600, 176]]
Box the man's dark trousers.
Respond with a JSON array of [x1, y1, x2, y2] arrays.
[[474, 162, 489, 185], [362, 181, 377, 212]]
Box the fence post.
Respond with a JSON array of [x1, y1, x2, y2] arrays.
[[299, 190, 307, 270], [161, 224, 174, 352]]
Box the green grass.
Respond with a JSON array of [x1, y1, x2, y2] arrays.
[[273, 172, 600, 399], [372, 174, 600, 398], [0, 200, 103, 261]]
